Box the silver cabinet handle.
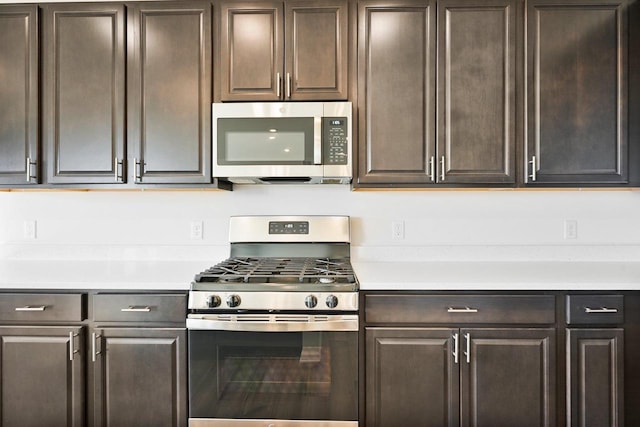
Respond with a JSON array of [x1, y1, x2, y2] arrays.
[[26, 157, 37, 182], [121, 306, 151, 312], [313, 116, 322, 165], [528, 155, 537, 181], [585, 307, 619, 314], [440, 156, 446, 181], [453, 333, 459, 364], [114, 157, 124, 182], [464, 332, 471, 364], [15, 306, 46, 312], [92, 332, 101, 363], [276, 72, 282, 98], [447, 307, 479, 313], [429, 156, 435, 182], [134, 158, 144, 182], [286, 73, 292, 99], [69, 331, 79, 361]]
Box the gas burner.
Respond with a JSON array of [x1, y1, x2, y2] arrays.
[[218, 277, 242, 283], [319, 277, 335, 284]]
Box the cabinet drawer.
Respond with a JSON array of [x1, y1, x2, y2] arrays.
[[365, 294, 555, 324], [566, 295, 624, 325], [93, 294, 186, 323], [0, 293, 84, 322]]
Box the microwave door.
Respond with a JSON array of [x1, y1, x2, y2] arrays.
[[213, 111, 323, 180]]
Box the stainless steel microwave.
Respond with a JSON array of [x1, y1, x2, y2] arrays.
[[212, 102, 352, 184]]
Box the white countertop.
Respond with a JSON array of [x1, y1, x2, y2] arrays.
[[0, 260, 209, 290], [0, 260, 639, 291], [352, 261, 640, 291]]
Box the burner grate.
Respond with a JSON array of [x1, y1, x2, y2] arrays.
[[195, 257, 356, 284]]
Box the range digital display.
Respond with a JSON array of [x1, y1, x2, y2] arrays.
[[268, 221, 309, 234]]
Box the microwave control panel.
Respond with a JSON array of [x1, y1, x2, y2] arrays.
[[323, 117, 349, 165]]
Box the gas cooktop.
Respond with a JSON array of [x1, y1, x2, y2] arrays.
[[188, 216, 359, 312], [195, 256, 356, 284]]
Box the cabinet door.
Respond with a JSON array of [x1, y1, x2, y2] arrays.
[[567, 329, 624, 427], [91, 328, 187, 427], [365, 328, 459, 427], [128, 2, 212, 184], [526, 0, 628, 184], [220, 1, 284, 101], [357, 0, 436, 185], [461, 328, 556, 427], [0, 326, 84, 427], [0, 5, 38, 185], [285, 0, 348, 100], [436, 0, 517, 184], [42, 4, 125, 184]]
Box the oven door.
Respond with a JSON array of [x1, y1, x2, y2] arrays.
[[187, 314, 358, 426]]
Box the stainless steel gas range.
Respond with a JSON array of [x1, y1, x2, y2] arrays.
[[187, 216, 358, 427]]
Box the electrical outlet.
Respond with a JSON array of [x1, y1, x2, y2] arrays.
[[190, 221, 203, 240], [392, 220, 405, 240], [564, 219, 578, 240], [23, 220, 37, 240]]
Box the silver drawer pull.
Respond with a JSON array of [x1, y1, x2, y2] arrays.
[[121, 306, 151, 312], [15, 306, 46, 312], [447, 307, 479, 313], [585, 307, 618, 314]]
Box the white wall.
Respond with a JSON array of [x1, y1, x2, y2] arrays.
[[1, 186, 640, 262]]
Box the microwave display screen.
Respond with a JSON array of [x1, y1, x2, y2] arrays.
[[218, 117, 315, 165]]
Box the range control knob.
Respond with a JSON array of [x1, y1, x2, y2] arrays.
[[207, 295, 221, 308], [226, 294, 241, 308], [305, 295, 318, 309], [326, 295, 339, 309]]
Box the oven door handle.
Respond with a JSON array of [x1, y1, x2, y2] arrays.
[[187, 314, 358, 332]]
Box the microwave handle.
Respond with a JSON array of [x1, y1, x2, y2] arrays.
[[314, 116, 322, 164]]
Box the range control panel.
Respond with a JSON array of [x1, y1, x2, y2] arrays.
[[323, 117, 349, 165], [268, 221, 310, 235]]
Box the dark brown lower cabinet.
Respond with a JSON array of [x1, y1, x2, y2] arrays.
[[462, 328, 556, 427], [91, 328, 187, 427], [0, 326, 84, 427], [90, 327, 187, 427], [366, 328, 459, 427], [567, 328, 624, 427], [365, 327, 556, 427]]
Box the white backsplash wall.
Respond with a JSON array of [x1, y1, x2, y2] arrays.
[[1, 186, 640, 262]]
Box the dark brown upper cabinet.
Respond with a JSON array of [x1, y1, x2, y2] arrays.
[[357, 0, 517, 186], [127, 1, 212, 184], [357, 0, 436, 185], [525, 0, 628, 185], [436, 0, 517, 184], [42, 3, 126, 184], [220, 0, 348, 101], [41, 2, 212, 186], [0, 5, 39, 185]]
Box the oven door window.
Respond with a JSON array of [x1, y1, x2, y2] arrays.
[[217, 118, 316, 165], [188, 330, 357, 421]]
